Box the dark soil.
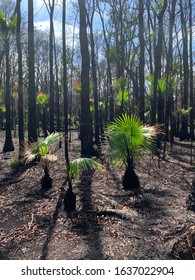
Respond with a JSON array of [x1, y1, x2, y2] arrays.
[[0, 133, 195, 260]]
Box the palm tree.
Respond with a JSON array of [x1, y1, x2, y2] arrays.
[[64, 157, 103, 212], [0, 10, 15, 152], [107, 114, 158, 190], [21, 132, 61, 189]]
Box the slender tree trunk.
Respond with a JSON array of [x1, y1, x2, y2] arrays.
[[62, 0, 70, 181], [16, 0, 24, 159], [180, 0, 189, 140], [189, 0, 194, 142], [163, 0, 177, 158], [3, 38, 14, 152], [97, 2, 114, 121], [88, 0, 100, 144], [78, 0, 94, 156], [28, 0, 37, 142], [49, 2, 55, 133], [151, 0, 167, 124], [138, 0, 145, 122]]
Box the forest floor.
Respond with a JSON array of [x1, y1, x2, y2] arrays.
[[0, 132, 195, 260]]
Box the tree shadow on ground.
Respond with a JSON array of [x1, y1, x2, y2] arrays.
[[39, 188, 64, 260], [0, 162, 38, 188], [71, 170, 104, 259]]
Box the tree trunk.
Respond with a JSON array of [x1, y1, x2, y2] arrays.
[[16, 0, 24, 159], [49, 1, 55, 133], [97, 2, 114, 121], [3, 38, 14, 152], [189, 0, 194, 141], [151, 0, 167, 124], [78, 0, 94, 156], [122, 161, 140, 191], [28, 0, 37, 142], [180, 0, 189, 140], [138, 0, 145, 122], [88, 0, 100, 144]]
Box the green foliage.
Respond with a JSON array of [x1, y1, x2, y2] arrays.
[[0, 10, 7, 31], [108, 47, 117, 64], [8, 157, 20, 170], [0, 105, 6, 113], [0, 10, 16, 39], [147, 74, 180, 97], [107, 114, 158, 167], [117, 89, 129, 104], [37, 92, 48, 105], [21, 132, 61, 166], [113, 78, 129, 108], [68, 158, 103, 180], [177, 107, 192, 117]]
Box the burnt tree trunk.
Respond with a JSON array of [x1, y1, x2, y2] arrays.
[[78, 0, 94, 156]]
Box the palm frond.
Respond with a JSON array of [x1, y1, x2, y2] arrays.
[[20, 149, 37, 164], [20, 133, 61, 165], [36, 132, 61, 149], [107, 114, 158, 165], [69, 158, 103, 180]]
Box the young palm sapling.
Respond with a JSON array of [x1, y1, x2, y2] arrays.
[[64, 157, 103, 212], [21, 132, 61, 189], [107, 114, 158, 191]]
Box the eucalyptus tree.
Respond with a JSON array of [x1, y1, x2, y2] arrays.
[[62, 0, 74, 209], [78, 0, 95, 156], [151, 0, 168, 124], [28, 0, 37, 142], [16, 0, 24, 159], [138, 0, 145, 122], [0, 9, 15, 152], [189, 0, 194, 144], [43, 0, 55, 133], [163, 0, 177, 149], [96, 1, 114, 121], [179, 0, 189, 140], [86, 0, 100, 144]]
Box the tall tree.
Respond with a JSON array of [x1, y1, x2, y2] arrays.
[[0, 10, 15, 152], [138, 0, 145, 121], [87, 0, 100, 144], [151, 0, 167, 124], [189, 0, 194, 141], [78, 0, 94, 156], [28, 0, 37, 142], [16, 0, 24, 159], [44, 0, 55, 133], [180, 0, 189, 140], [97, 2, 114, 121]]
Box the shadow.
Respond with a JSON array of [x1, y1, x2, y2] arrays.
[[0, 162, 38, 188], [39, 187, 65, 260], [70, 170, 104, 259], [0, 251, 9, 260]]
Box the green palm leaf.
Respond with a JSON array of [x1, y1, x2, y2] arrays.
[[21, 132, 61, 164], [69, 158, 103, 180], [107, 114, 158, 166]]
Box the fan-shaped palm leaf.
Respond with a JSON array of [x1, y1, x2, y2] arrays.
[[21, 132, 61, 164], [69, 158, 103, 180], [107, 114, 158, 166]]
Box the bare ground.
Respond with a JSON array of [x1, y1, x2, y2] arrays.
[[0, 133, 195, 260]]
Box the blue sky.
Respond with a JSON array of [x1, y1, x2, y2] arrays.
[[20, 0, 78, 40], [20, 0, 102, 40]]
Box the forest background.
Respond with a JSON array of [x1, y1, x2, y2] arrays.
[[0, 0, 194, 157], [1, 0, 195, 260]]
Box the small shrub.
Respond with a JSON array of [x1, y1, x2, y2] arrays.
[[8, 157, 20, 170]]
